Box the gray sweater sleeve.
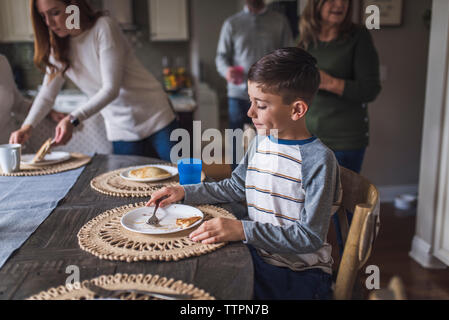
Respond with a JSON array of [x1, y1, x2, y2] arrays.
[[215, 19, 233, 79], [182, 140, 257, 205], [242, 142, 341, 254], [280, 15, 294, 47]]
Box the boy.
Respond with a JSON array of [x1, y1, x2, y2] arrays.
[[147, 47, 342, 300]]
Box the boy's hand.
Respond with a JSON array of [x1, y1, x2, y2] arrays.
[[189, 218, 245, 244], [145, 186, 185, 208]]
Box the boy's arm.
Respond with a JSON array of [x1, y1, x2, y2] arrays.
[[183, 139, 257, 206], [241, 150, 341, 255], [183, 161, 246, 205]]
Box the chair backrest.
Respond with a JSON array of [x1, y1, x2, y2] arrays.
[[334, 166, 381, 300]]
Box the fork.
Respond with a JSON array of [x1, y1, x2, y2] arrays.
[[85, 282, 192, 300], [146, 195, 168, 226]]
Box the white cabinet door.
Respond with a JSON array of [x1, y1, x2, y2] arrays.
[[149, 0, 188, 41], [0, 0, 34, 42]]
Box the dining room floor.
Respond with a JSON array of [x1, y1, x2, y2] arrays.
[[203, 163, 449, 300], [359, 203, 449, 300]]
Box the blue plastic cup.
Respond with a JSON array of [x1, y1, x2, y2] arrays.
[[177, 158, 202, 185]]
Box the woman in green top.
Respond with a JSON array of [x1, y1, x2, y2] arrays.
[[298, 0, 381, 173]]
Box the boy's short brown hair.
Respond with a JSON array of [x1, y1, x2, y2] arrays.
[[248, 47, 320, 105]]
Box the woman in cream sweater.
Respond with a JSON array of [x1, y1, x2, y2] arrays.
[[10, 0, 179, 161]]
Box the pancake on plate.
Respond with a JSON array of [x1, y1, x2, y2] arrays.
[[129, 166, 171, 180], [176, 216, 202, 229], [32, 138, 53, 163]]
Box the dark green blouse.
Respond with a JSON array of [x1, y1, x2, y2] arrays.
[[306, 26, 381, 151]]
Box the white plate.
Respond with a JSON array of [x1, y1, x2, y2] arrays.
[[120, 165, 178, 183], [120, 204, 204, 235], [21, 152, 71, 167]]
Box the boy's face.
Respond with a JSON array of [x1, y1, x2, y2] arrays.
[[247, 81, 295, 136]]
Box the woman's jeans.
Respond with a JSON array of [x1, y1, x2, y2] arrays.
[[112, 120, 179, 162], [228, 98, 252, 170], [333, 148, 366, 174]]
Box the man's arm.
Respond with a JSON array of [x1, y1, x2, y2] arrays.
[[280, 15, 294, 47], [216, 20, 234, 79]]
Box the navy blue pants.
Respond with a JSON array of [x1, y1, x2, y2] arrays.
[[228, 98, 252, 170], [333, 148, 366, 174], [112, 120, 179, 162], [248, 245, 333, 300], [332, 149, 363, 254]]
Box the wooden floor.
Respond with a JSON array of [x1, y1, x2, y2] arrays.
[[359, 203, 449, 300], [203, 164, 449, 300]]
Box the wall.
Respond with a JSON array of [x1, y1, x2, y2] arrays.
[[360, 0, 431, 198]]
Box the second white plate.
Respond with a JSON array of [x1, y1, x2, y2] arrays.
[[120, 204, 204, 235], [21, 152, 71, 167], [120, 165, 178, 183]]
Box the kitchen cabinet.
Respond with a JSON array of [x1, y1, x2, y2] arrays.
[[0, 0, 34, 43], [149, 0, 189, 41]]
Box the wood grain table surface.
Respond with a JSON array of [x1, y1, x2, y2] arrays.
[[0, 154, 254, 300]]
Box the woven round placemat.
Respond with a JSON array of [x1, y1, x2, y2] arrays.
[[28, 273, 214, 300], [90, 164, 206, 198], [0, 153, 91, 177], [78, 203, 235, 262]]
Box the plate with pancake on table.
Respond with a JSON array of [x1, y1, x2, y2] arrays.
[[120, 164, 178, 183], [21, 138, 71, 167], [120, 204, 204, 235]]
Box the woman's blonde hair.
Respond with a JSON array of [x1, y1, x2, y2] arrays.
[[30, 0, 103, 78], [298, 0, 355, 50]]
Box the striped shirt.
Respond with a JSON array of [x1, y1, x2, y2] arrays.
[[183, 135, 342, 274]]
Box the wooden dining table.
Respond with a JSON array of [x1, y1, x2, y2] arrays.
[[0, 154, 254, 300]]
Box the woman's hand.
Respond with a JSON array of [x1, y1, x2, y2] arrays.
[[319, 70, 345, 96], [189, 218, 245, 244], [9, 125, 32, 145], [145, 186, 186, 208], [53, 116, 74, 146]]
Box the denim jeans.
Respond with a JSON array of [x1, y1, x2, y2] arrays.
[[333, 148, 366, 174], [228, 98, 252, 170], [247, 245, 333, 300], [112, 120, 179, 162]]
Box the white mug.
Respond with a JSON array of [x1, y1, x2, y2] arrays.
[[0, 144, 21, 174]]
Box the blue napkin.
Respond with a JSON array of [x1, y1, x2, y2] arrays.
[[0, 166, 85, 269]]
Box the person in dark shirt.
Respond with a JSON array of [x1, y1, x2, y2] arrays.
[[298, 0, 381, 173]]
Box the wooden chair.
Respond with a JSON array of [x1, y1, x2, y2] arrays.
[[333, 166, 381, 300]]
